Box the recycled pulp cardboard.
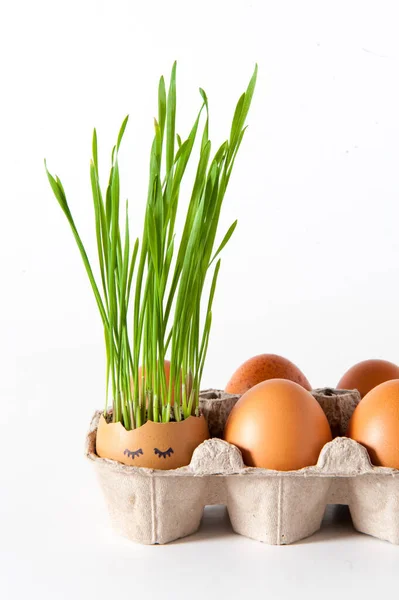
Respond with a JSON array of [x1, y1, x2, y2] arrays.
[[85, 388, 399, 546]]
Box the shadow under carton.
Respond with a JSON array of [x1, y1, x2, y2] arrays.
[[85, 388, 399, 545]]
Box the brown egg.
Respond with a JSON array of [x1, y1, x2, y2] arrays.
[[137, 360, 173, 399], [223, 379, 332, 470], [134, 360, 192, 405], [225, 353, 311, 394], [347, 379, 399, 468], [337, 359, 399, 398]]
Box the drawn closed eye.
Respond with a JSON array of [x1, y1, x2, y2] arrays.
[[124, 448, 144, 459], [154, 447, 174, 459]]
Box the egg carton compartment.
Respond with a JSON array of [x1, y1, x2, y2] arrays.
[[85, 388, 399, 546]]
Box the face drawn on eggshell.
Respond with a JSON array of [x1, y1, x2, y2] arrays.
[[96, 414, 209, 470], [122, 447, 175, 460], [123, 448, 144, 459], [154, 447, 174, 459]]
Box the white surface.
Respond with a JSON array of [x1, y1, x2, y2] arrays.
[[3, 0, 399, 597], [2, 498, 399, 599]]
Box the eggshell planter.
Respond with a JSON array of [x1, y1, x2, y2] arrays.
[[86, 388, 399, 545], [96, 413, 209, 469]]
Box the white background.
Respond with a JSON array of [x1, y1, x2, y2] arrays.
[[2, 0, 399, 598]]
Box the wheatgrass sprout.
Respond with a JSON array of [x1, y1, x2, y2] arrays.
[[45, 62, 257, 429]]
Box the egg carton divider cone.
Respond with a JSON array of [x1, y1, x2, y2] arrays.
[[85, 388, 399, 545]]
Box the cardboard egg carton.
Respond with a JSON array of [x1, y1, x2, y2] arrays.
[[85, 388, 399, 546]]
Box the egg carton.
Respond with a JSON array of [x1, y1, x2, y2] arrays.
[[85, 388, 399, 545]]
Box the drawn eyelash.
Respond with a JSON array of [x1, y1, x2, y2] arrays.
[[154, 447, 174, 459], [124, 448, 144, 459]]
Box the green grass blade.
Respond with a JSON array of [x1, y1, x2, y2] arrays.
[[117, 115, 129, 150], [165, 61, 177, 175], [127, 237, 139, 303], [90, 161, 108, 302], [158, 76, 166, 139], [92, 128, 98, 170], [209, 220, 237, 266], [45, 161, 108, 328], [199, 88, 209, 151]]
